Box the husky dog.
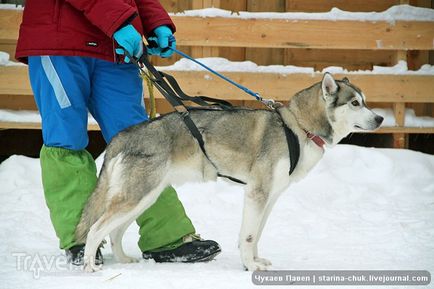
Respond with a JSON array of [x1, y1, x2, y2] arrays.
[[76, 73, 383, 272]]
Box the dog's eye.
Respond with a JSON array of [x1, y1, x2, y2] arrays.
[[351, 100, 360, 107]]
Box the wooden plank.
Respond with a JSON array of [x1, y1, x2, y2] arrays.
[[246, 0, 285, 65], [191, 0, 221, 58], [374, 127, 434, 134], [0, 10, 21, 43], [172, 17, 434, 50], [393, 20, 409, 149], [284, 49, 395, 70], [2, 67, 434, 103], [392, 103, 409, 148], [0, 43, 17, 60], [156, 72, 434, 103], [219, 0, 247, 62], [394, 103, 406, 126], [1, 120, 432, 134], [0, 121, 100, 131], [159, 0, 191, 13], [2, 10, 434, 50], [0, 66, 32, 95], [0, 94, 36, 110]]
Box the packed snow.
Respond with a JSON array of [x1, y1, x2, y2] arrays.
[[159, 58, 434, 75], [0, 4, 23, 10], [0, 145, 433, 289], [0, 109, 98, 125], [173, 5, 434, 23], [2, 49, 434, 76], [2, 4, 433, 23], [0, 51, 23, 67]]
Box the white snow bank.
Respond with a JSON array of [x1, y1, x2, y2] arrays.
[[0, 145, 433, 289], [158, 57, 315, 74], [374, 108, 434, 128], [0, 3, 23, 10], [3, 50, 434, 77], [323, 60, 434, 75], [173, 5, 434, 23], [1, 3, 433, 23], [159, 58, 434, 76], [0, 51, 24, 66]]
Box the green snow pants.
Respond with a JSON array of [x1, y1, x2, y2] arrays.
[[40, 146, 195, 251]]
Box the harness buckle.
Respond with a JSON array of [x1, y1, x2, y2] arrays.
[[261, 98, 283, 110], [174, 105, 189, 118]]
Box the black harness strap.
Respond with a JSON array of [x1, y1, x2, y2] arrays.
[[131, 52, 299, 183], [283, 123, 300, 175], [276, 110, 300, 175], [160, 71, 234, 108], [138, 55, 247, 185]]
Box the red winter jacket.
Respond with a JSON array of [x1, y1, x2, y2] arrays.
[[15, 0, 175, 63]]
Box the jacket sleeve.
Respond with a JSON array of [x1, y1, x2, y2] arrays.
[[134, 0, 176, 37], [65, 0, 138, 37]]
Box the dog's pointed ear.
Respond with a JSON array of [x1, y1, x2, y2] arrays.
[[342, 77, 350, 84], [322, 73, 338, 96], [322, 73, 338, 100]]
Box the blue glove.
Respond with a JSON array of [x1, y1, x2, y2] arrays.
[[147, 25, 176, 58], [113, 24, 143, 63]]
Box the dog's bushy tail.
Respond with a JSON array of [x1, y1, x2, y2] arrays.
[[75, 164, 110, 244]]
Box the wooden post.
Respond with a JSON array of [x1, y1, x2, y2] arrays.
[[191, 0, 220, 58], [393, 103, 409, 148], [392, 0, 410, 149], [392, 50, 409, 149], [245, 0, 285, 65]]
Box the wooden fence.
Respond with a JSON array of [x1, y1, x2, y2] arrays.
[[0, 0, 433, 148]]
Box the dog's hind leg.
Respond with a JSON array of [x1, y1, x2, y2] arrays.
[[239, 184, 272, 271], [83, 184, 166, 272], [83, 209, 135, 272], [110, 220, 137, 264]]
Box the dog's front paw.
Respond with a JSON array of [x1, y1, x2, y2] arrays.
[[243, 259, 271, 271], [83, 257, 102, 273], [254, 257, 272, 266]]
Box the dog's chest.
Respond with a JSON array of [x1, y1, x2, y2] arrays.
[[271, 142, 323, 193]]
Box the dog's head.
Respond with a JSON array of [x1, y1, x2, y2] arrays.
[[321, 73, 383, 142]]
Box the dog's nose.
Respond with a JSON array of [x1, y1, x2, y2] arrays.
[[375, 115, 384, 125]]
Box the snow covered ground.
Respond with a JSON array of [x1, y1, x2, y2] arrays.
[[158, 58, 434, 76], [0, 145, 433, 289]]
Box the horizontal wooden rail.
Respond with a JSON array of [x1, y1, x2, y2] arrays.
[[1, 66, 434, 103], [174, 17, 434, 50], [0, 121, 100, 131], [1, 120, 433, 134], [1, 10, 434, 50]]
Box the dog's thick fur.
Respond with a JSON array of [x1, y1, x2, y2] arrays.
[[76, 73, 383, 272]]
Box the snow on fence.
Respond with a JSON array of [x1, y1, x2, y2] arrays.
[[0, 5, 434, 147]]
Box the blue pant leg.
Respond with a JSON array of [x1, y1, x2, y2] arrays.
[[28, 56, 92, 150], [89, 60, 148, 143]]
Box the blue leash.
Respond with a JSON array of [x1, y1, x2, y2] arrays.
[[170, 47, 262, 101], [147, 36, 279, 109]]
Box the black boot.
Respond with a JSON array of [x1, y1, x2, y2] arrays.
[[65, 244, 104, 266], [142, 234, 221, 263]]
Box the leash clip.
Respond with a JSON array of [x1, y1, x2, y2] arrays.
[[261, 98, 283, 110]]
